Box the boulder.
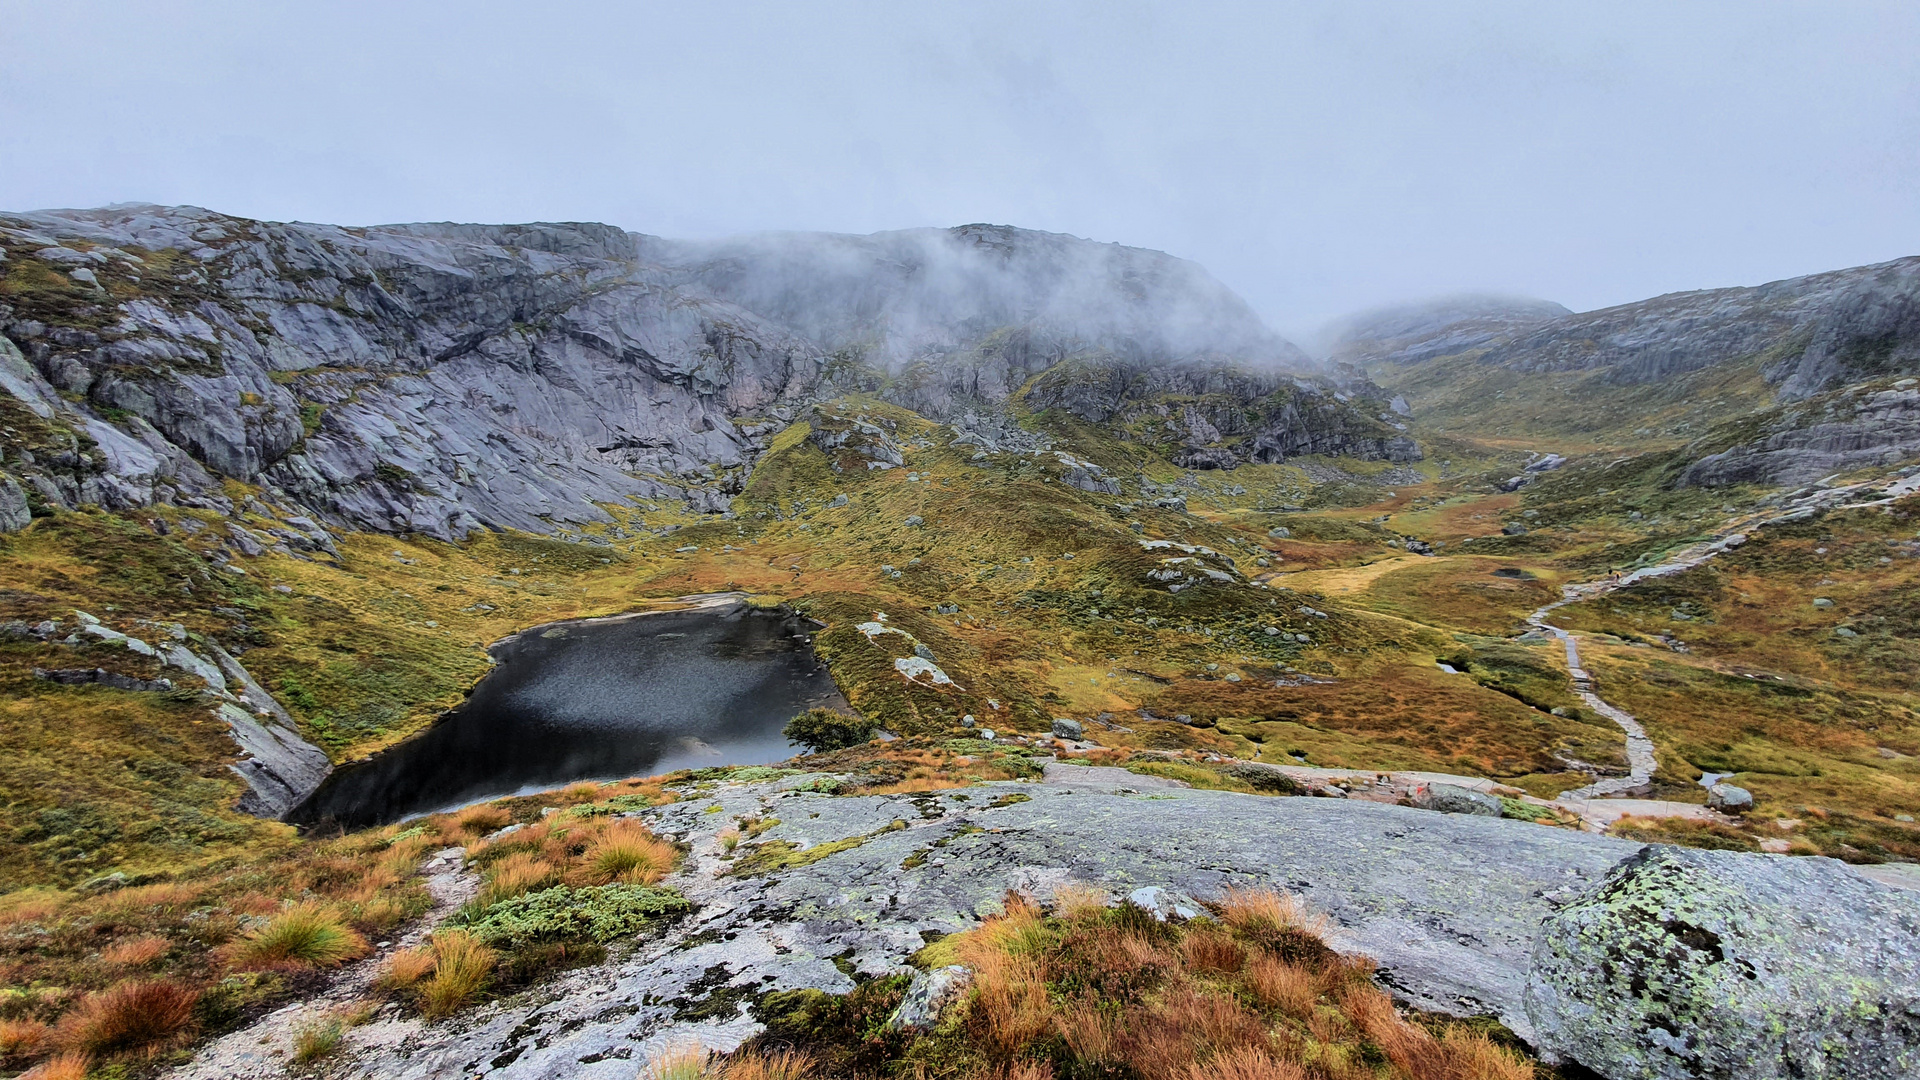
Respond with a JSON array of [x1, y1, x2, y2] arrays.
[[1127, 886, 1203, 921], [1216, 760, 1301, 794], [886, 965, 972, 1031], [1413, 783, 1502, 817], [1525, 845, 1920, 1079], [1707, 783, 1754, 812], [1051, 717, 1084, 740], [0, 473, 29, 532]]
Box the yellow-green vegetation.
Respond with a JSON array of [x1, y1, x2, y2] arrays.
[[1543, 499, 1920, 853], [708, 886, 1539, 1080], [1, 372, 1916, 1075], [0, 819, 432, 1074], [0, 774, 694, 1076], [1375, 346, 1777, 451]]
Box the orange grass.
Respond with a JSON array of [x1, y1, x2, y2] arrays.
[[54, 980, 198, 1058]]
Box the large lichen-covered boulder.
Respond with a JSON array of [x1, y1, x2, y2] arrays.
[[1524, 845, 1920, 1079]]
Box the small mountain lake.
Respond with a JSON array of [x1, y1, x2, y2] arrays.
[[290, 597, 847, 829]]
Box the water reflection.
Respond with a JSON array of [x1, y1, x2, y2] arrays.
[[290, 600, 846, 829]]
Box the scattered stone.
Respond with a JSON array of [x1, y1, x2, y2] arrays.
[[1813, 597, 1835, 609], [904, 515, 924, 527], [0, 473, 29, 532], [1127, 886, 1202, 921], [33, 667, 173, 692], [1050, 717, 1084, 740], [1412, 783, 1502, 817], [80, 872, 132, 894], [886, 965, 973, 1031], [1707, 783, 1754, 812], [1267, 526, 1292, 539]]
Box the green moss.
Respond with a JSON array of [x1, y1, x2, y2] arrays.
[[728, 831, 876, 877], [457, 883, 692, 948]]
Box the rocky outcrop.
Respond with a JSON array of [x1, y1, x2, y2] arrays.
[[1, 205, 827, 539], [3, 207, 1352, 536], [1022, 360, 1420, 468], [1679, 381, 1920, 488], [178, 773, 1920, 1079], [1526, 845, 1920, 1079]]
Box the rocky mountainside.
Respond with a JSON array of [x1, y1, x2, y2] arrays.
[[1352, 258, 1920, 395], [1359, 257, 1920, 484], [645, 224, 1307, 375], [1322, 293, 1571, 367], [0, 206, 1414, 540]]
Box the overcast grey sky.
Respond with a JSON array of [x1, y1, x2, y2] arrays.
[[3, 1, 1916, 341]]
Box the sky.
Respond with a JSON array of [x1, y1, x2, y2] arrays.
[[2, 1, 1917, 344]]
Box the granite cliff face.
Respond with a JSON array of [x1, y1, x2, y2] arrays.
[[0, 205, 827, 539], [2, 207, 1395, 539]]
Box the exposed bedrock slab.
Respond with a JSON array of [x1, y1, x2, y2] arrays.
[[239, 779, 1640, 1080]]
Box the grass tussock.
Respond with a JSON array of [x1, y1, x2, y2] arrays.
[[53, 979, 198, 1058], [291, 1014, 345, 1063], [587, 821, 676, 885], [417, 930, 496, 1020], [99, 935, 171, 969], [19, 1052, 91, 1080], [226, 902, 371, 970]]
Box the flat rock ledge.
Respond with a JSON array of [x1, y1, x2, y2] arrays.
[[172, 776, 1919, 1080]]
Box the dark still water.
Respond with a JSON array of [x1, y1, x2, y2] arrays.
[[290, 600, 847, 830]]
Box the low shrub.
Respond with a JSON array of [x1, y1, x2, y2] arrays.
[[783, 708, 877, 753]]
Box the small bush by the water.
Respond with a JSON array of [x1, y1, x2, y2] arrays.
[[54, 979, 198, 1057], [459, 884, 693, 949], [783, 708, 876, 753], [227, 903, 370, 970]]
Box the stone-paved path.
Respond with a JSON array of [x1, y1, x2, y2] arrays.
[[1525, 468, 1919, 802]]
